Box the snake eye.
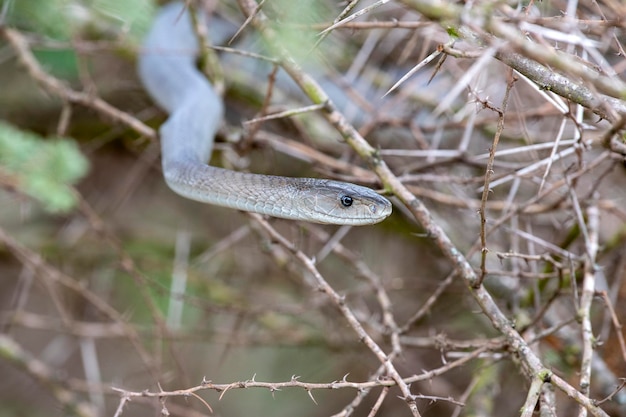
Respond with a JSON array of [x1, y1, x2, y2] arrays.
[[340, 195, 353, 207]]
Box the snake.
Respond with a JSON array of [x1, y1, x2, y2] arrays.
[[137, 3, 392, 225]]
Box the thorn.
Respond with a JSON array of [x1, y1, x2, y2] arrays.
[[219, 383, 235, 400], [307, 389, 318, 405]]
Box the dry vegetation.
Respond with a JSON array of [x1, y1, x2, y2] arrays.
[[1, 0, 626, 416]]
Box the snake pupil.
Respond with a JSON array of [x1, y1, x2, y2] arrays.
[[340, 195, 353, 207]]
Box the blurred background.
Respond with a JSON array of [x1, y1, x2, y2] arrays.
[[1, 0, 625, 416]]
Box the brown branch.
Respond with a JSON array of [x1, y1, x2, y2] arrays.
[[478, 73, 515, 286], [113, 345, 491, 399], [578, 196, 600, 415], [1, 27, 156, 139]]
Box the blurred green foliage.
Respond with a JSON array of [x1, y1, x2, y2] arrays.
[[3, 0, 155, 77], [264, 0, 331, 62], [3, 0, 155, 39], [0, 121, 88, 212], [3, 0, 77, 39]]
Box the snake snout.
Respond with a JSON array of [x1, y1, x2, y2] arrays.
[[371, 199, 392, 220]]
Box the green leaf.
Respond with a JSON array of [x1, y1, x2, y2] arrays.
[[5, 0, 155, 40], [0, 122, 89, 213]]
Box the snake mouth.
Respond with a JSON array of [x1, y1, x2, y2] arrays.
[[317, 200, 392, 225]]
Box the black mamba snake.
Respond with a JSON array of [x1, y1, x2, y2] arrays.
[[138, 3, 392, 225]]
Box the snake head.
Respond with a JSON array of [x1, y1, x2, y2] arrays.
[[300, 179, 392, 225]]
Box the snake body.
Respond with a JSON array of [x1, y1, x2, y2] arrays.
[[138, 3, 392, 225]]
